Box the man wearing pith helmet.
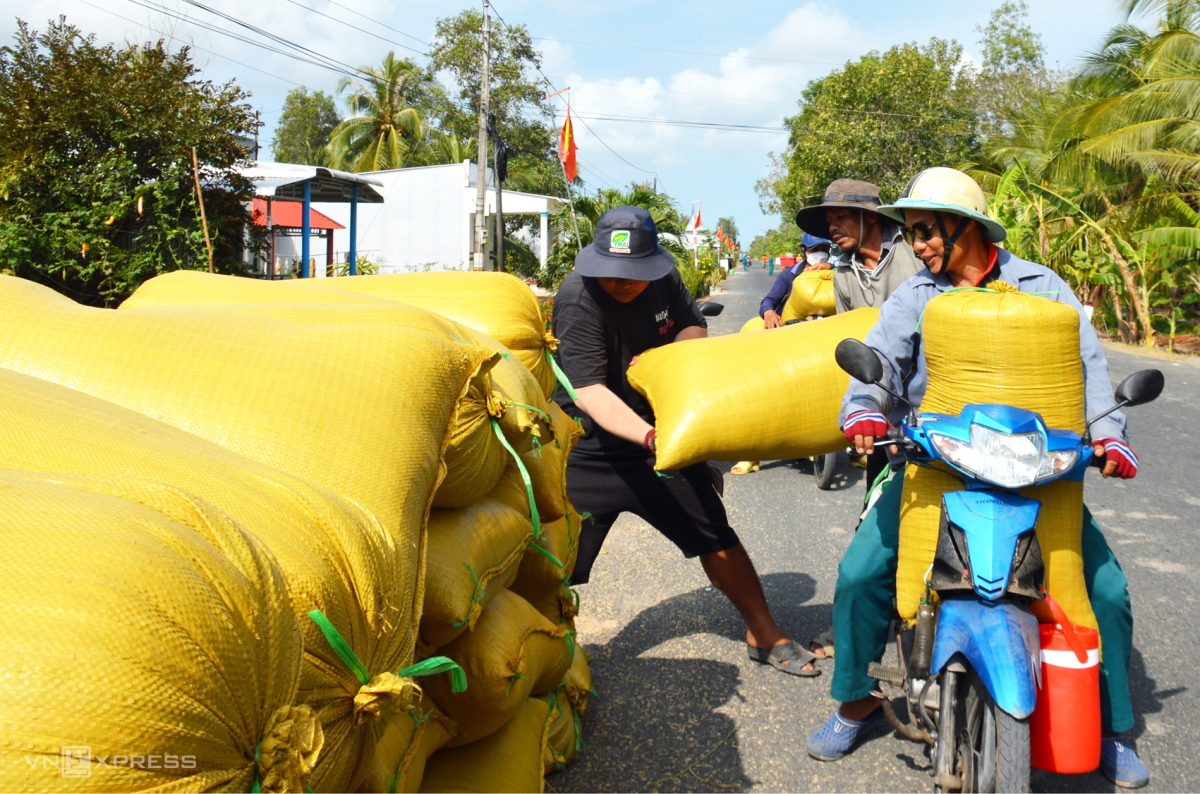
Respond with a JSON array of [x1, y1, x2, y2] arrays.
[[808, 168, 1149, 789], [551, 205, 820, 677]]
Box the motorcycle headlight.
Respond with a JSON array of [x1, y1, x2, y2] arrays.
[[930, 424, 1067, 489]]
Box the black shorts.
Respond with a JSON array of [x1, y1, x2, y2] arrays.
[[565, 454, 740, 584]]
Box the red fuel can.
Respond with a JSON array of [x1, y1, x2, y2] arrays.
[[1030, 621, 1101, 773]]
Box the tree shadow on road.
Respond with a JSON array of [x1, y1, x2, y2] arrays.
[[552, 573, 826, 792]]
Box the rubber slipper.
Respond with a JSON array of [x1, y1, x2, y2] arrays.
[[731, 461, 760, 475], [806, 708, 884, 761], [747, 640, 821, 677], [809, 628, 835, 660]]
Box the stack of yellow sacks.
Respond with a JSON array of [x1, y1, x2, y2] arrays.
[[0, 271, 592, 793]]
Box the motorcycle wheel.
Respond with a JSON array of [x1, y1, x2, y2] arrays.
[[814, 450, 839, 490], [955, 673, 1030, 793]]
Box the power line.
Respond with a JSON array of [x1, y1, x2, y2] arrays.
[[316, 0, 430, 47], [534, 37, 844, 67], [277, 0, 425, 55], [489, 0, 659, 183]]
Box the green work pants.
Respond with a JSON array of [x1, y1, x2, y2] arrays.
[[830, 474, 1135, 734]]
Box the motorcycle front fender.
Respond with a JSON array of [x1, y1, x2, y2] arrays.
[[930, 598, 1040, 719]]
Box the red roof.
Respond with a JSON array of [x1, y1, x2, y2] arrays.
[[252, 198, 344, 230]]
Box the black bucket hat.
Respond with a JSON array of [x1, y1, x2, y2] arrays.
[[574, 205, 677, 281], [794, 178, 883, 239]]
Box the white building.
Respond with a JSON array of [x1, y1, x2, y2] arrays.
[[314, 160, 566, 273]]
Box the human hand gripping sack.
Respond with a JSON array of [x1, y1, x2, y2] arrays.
[[1094, 438, 1139, 479], [843, 410, 890, 455]]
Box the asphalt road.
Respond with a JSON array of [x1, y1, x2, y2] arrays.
[[553, 265, 1200, 794]]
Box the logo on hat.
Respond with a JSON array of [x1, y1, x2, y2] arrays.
[[609, 230, 631, 254]]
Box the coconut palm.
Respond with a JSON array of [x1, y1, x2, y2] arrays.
[[545, 186, 689, 286], [326, 53, 432, 172]]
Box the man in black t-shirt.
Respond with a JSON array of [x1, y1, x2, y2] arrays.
[[552, 206, 819, 677]]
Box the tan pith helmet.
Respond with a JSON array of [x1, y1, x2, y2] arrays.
[[878, 167, 1007, 242]]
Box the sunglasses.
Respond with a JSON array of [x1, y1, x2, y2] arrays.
[[902, 221, 937, 245]]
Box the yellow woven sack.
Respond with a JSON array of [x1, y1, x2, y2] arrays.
[[0, 276, 492, 576], [357, 694, 456, 794], [426, 590, 572, 747], [123, 271, 554, 454], [627, 308, 879, 470], [520, 403, 584, 523], [896, 286, 1094, 631], [0, 366, 435, 793], [510, 506, 582, 607], [513, 580, 581, 627], [781, 270, 836, 320], [538, 686, 581, 775], [296, 272, 559, 399], [422, 466, 535, 650], [564, 647, 595, 717], [419, 697, 550, 794], [739, 316, 765, 333], [0, 470, 320, 794], [123, 291, 513, 509]]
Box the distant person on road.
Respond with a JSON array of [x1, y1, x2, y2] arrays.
[[552, 205, 821, 677], [793, 178, 924, 663]]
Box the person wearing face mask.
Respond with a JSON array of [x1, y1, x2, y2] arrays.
[[805, 169, 1146, 787], [552, 206, 820, 678], [757, 233, 834, 331]]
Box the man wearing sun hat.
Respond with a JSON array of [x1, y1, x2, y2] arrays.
[[806, 168, 1147, 788], [552, 205, 821, 677]]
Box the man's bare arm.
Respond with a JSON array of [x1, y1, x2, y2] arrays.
[[676, 325, 707, 342], [573, 384, 653, 446]]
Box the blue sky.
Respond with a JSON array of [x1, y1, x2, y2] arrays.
[[2, 0, 1153, 241]]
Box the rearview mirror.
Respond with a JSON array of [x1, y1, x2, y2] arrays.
[[835, 339, 883, 385], [1115, 369, 1164, 408], [699, 301, 724, 317]]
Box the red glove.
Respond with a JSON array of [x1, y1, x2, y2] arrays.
[[843, 410, 890, 444], [1095, 438, 1139, 479]]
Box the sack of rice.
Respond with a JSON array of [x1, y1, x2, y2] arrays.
[[293, 272, 562, 400], [419, 698, 551, 794], [538, 686, 582, 775], [780, 270, 836, 320], [896, 284, 1094, 630], [0, 470, 319, 793], [509, 507, 582, 607], [739, 316, 765, 333], [422, 465, 535, 650], [426, 590, 572, 747], [357, 694, 456, 794], [564, 649, 595, 722], [519, 403, 584, 523], [0, 275, 491, 560], [0, 366, 446, 792], [627, 308, 879, 470], [124, 286, 515, 509]]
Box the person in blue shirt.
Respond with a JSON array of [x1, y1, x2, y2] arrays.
[[805, 168, 1148, 789], [759, 234, 833, 329]]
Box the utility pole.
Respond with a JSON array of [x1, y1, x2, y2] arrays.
[[473, 0, 491, 271]]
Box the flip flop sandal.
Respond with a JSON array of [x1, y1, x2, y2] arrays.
[[731, 462, 760, 475], [809, 629, 835, 660], [747, 640, 821, 677]]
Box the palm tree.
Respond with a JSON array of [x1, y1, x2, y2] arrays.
[[544, 186, 690, 286], [326, 53, 431, 172]]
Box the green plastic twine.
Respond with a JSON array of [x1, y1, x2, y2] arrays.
[[251, 743, 262, 794], [507, 401, 554, 423], [545, 349, 579, 401], [490, 419, 541, 540], [529, 540, 565, 570], [308, 609, 370, 685], [505, 671, 527, 697], [397, 657, 468, 694], [450, 561, 486, 627]]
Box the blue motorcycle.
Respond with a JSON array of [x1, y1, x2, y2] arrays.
[[834, 339, 1163, 793]]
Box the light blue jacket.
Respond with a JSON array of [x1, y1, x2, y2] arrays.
[[840, 248, 1127, 442]]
